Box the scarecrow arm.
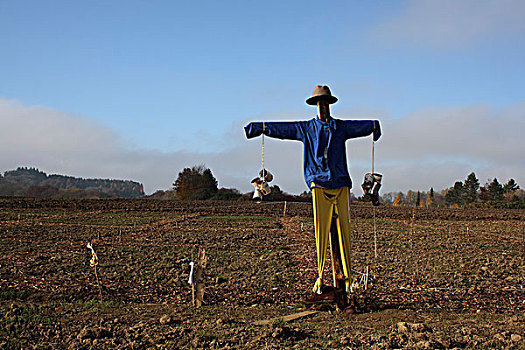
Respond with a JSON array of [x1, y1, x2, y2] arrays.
[[244, 121, 304, 141], [340, 120, 381, 141]]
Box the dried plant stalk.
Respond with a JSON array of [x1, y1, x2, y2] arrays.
[[87, 242, 103, 301], [195, 248, 207, 307]]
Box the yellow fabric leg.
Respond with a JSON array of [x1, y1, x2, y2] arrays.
[[334, 188, 352, 292], [312, 186, 353, 294], [312, 187, 333, 294]]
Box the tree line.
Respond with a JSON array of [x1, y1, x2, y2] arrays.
[[156, 166, 524, 207], [148, 165, 310, 202], [444, 172, 521, 208], [3, 166, 523, 208], [383, 172, 523, 209], [0, 167, 144, 199]]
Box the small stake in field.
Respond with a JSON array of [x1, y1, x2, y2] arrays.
[[188, 262, 195, 306], [86, 242, 103, 302], [188, 248, 207, 307]]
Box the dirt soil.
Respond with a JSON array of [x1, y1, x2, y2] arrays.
[[1, 198, 524, 349]]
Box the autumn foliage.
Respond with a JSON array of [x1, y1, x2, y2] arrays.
[[172, 165, 218, 200]]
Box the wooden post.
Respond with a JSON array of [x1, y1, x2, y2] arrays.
[[364, 266, 369, 290], [329, 214, 350, 310], [191, 284, 195, 307], [329, 214, 345, 289], [195, 248, 207, 307]]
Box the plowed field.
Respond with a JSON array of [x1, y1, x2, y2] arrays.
[[1, 198, 524, 349]]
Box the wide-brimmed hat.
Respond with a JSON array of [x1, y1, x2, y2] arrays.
[[306, 85, 338, 105]]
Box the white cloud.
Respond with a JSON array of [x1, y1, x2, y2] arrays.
[[1, 98, 523, 195], [0, 98, 295, 194], [370, 0, 525, 49], [350, 102, 525, 192], [0, 98, 180, 193]]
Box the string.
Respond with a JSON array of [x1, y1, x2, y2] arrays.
[[261, 122, 265, 171], [372, 120, 377, 259], [372, 121, 375, 174]]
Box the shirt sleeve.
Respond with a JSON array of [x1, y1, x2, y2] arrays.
[[244, 121, 304, 141], [340, 120, 381, 141]]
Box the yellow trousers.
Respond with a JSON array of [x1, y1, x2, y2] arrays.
[[312, 186, 352, 294]]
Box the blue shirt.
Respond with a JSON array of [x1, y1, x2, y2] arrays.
[[244, 117, 381, 190]]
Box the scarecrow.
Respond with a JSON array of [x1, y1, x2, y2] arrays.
[[244, 85, 381, 303]]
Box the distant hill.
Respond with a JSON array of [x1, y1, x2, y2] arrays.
[[0, 167, 144, 199]]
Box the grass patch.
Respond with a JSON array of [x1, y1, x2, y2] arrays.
[[200, 215, 275, 221], [0, 287, 32, 301], [40, 211, 179, 226], [79, 299, 121, 312], [8, 209, 180, 226], [0, 211, 23, 220], [198, 215, 279, 229]]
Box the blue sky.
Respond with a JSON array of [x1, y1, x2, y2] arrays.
[[1, 0, 524, 194]]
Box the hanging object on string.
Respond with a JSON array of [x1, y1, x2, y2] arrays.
[[361, 122, 383, 206], [251, 122, 274, 202], [361, 173, 382, 206]]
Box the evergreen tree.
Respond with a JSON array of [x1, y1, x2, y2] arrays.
[[445, 181, 464, 205], [479, 186, 489, 201], [416, 191, 421, 207], [503, 179, 519, 193], [463, 172, 479, 204], [487, 178, 504, 201]]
